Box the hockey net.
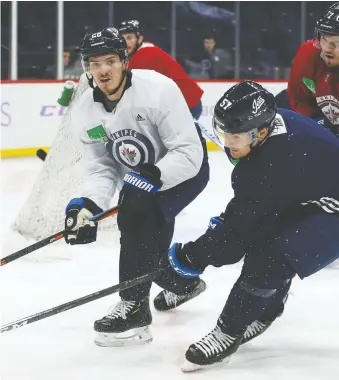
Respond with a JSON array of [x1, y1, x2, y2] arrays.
[[11, 73, 119, 245]]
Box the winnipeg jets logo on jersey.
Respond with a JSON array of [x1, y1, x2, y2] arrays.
[[270, 114, 287, 137], [252, 95, 265, 114], [120, 142, 138, 165], [317, 95, 339, 125], [106, 128, 155, 169]]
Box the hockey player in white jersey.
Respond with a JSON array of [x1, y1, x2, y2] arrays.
[[64, 27, 209, 346]]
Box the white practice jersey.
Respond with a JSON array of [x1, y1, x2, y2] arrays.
[[71, 69, 203, 210]]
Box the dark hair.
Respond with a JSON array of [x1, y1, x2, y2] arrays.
[[204, 35, 216, 41], [64, 45, 80, 67]]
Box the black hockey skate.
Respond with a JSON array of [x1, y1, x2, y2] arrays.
[[182, 322, 243, 372], [94, 297, 153, 347], [242, 295, 288, 344], [153, 279, 206, 311]]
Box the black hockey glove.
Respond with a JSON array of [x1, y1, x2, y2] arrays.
[[64, 197, 103, 245], [117, 163, 163, 232]]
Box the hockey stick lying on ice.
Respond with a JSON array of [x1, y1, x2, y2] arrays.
[[0, 205, 119, 266], [0, 267, 164, 333]]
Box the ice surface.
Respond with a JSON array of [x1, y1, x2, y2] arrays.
[[1, 153, 338, 380]]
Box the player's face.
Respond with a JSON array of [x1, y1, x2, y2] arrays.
[[63, 51, 70, 66], [223, 132, 253, 158], [203, 38, 216, 53], [217, 127, 268, 159], [320, 34, 339, 67], [122, 33, 141, 55], [88, 54, 127, 95]]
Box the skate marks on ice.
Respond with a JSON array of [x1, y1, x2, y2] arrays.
[[1, 261, 339, 379], [1, 155, 339, 379]]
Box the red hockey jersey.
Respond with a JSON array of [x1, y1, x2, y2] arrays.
[[128, 42, 203, 109], [287, 40, 339, 126]]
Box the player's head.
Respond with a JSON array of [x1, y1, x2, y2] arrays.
[[213, 80, 277, 159], [118, 20, 144, 56], [314, 3, 339, 67], [203, 35, 216, 54], [81, 27, 129, 96]]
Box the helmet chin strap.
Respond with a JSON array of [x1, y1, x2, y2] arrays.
[[86, 72, 95, 89], [130, 36, 143, 57], [250, 120, 274, 149]]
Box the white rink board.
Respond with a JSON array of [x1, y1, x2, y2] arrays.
[[0, 81, 288, 150]]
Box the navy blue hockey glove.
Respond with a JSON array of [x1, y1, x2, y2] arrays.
[[167, 243, 205, 278], [164, 214, 226, 277], [117, 163, 163, 231], [64, 197, 103, 245], [208, 213, 225, 230]]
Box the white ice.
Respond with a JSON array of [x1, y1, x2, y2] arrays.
[[1, 152, 339, 380]]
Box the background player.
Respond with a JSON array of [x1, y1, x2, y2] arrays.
[[287, 2, 339, 137], [118, 20, 204, 121]]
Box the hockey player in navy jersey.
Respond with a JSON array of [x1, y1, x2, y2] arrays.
[[166, 80, 339, 371], [63, 27, 209, 346]]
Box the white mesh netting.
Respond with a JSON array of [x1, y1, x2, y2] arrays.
[[12, 73, 119, 243]]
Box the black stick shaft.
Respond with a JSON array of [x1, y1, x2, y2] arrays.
[[0, 206, 119, 266], [0, 231, 65, 266], [1, 269, 162, 333]]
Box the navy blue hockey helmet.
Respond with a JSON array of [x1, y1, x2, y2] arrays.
[[213, 80, 277, 136], [118, 20, 143, 37], [81, 27, 128, 70], [314, 3, 339, 45]]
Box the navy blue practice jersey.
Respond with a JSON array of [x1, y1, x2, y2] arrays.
[[189, 108, 339, 267]]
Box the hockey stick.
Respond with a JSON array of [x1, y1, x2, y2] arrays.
[[194, 120, 224, 150], [0, 267, 164, 333], [0, 206, 119, 266]]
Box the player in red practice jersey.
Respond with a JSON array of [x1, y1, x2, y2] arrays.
[[287, 3, 339, 137], [118, 20, 204, 121]]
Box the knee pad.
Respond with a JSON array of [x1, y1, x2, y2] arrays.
[[238, 278, 292, 298]]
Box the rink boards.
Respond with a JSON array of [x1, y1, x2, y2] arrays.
[[0, 80, 288, 157]]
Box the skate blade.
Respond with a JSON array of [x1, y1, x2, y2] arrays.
[[94, 326, 153, 347], [181, 356, 231, 372]]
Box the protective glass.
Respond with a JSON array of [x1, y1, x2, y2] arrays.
[[88, 57, 123, 72], [213, 122, 253, 149], [223, 131, 253, 149]]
